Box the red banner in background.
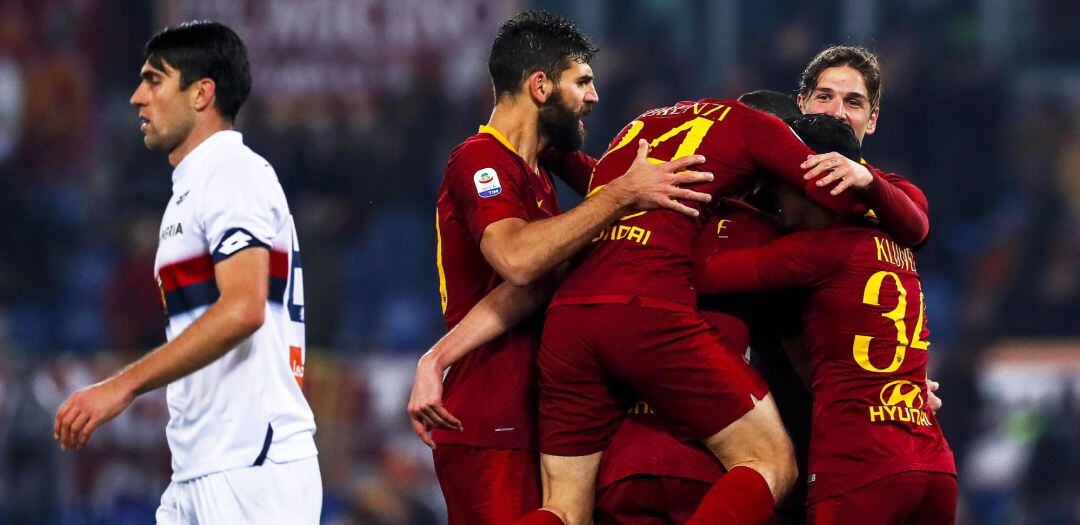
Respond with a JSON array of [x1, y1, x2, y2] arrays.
[[158, 0, 516, 102]]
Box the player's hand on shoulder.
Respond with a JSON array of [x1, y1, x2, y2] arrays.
[[406, 352, 462, 449], [607, 139, 713, 217], [54, 378, 135, 451], [801, 152, 872, 195]]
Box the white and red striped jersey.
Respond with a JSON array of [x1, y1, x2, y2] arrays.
[[154, 130, 316, 482]]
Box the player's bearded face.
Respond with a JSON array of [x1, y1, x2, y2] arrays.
[[539, 86, 589, 151]]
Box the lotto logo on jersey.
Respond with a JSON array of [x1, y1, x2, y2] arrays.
[[213, 227, 269, 261], [868, 380, 932, 426], [473, 168, 502, 198]]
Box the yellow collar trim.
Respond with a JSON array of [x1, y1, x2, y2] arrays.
[[478, 125, 519, 155]]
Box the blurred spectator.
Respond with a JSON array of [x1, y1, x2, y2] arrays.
[[331, 439, 440, 525], [103, 214, 165, 351], [1018, 387, 1080, 524]]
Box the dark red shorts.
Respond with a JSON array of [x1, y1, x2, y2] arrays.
[[539, 302, 769, 456], [808, 471, 958, 525], [595, 475, 712, 525], [432, 445, 541, 525]]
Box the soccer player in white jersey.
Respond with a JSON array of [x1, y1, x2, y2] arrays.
[[53, 21, 320, 524]]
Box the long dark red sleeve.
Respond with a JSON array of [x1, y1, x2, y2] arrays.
[[696, 229, 843, 295], [861, 168, 930, 246], [738, 108, 865, 215]]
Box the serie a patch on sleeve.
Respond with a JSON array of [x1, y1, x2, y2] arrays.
[[473, 167, 502, 198]]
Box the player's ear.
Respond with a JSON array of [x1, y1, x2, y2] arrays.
[[865, 105, 879, 136], [527, 71, 552, 104], [191, 77, 217, 113]]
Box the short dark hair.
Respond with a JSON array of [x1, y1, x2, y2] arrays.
[[145, 20, 251, 122], [785, 113, 862, 162], [488, 11, 597, 101], [798, 45, 883, 110], [738, 90, 801, 121]]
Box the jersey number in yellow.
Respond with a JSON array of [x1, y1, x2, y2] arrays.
[[853, 270, 929, 373]]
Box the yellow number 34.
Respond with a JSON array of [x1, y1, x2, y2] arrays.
[[853, 271, 930, 373]]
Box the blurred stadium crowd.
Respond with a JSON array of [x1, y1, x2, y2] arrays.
[[0, 0, 1077, 524]]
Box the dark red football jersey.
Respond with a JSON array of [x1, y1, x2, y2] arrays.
[[695, 225, 956, 504], [597, 199, 780, 488], [539, 147, 596, 197], [433, 126, 563, 449], [551, 99, 865, 309], [864, 168, 930, 246]]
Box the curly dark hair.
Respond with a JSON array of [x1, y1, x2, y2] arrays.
[[488, 10, 598, 101]]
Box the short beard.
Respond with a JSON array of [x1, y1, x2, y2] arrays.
[[145, 113, 195, 155], [538, 89, 586, 151]]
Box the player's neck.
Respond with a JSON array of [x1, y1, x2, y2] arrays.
[[168, 118, 233, 167], [488, 102, 543, 171], [788, 202, 836, 231], [803, 206, 836, 230]]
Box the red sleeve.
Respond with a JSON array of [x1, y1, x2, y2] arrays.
[[539, 148, 596, 197], [693, 202, 782, 265], [738, 107, 865, 215], [695, 229, 846, 295], [861, 167, 930, 246], [445, 142, 531, 240]]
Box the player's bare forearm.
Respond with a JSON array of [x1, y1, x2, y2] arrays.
[[118, 249, 269, 395], [409, 280, 553, 445], [119, 295, 264, 396], [481, 189, 627, 286], [423, 280, 553, 371], [54, 249, 269, 451], [483, 140, 712, 286]]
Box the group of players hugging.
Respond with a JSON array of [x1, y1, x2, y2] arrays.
[[410, 10, 957, 525]]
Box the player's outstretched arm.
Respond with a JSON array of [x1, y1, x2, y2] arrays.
[[695, 232, 837, 296], [862, 170, 929, 246], [801, 154, 930, 246], [745, 108, 928, 245], [482, 140, 713, 286], [740, 111, 862, 214], [407, 278, 554, 448], [54, 248, 270, 451]]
